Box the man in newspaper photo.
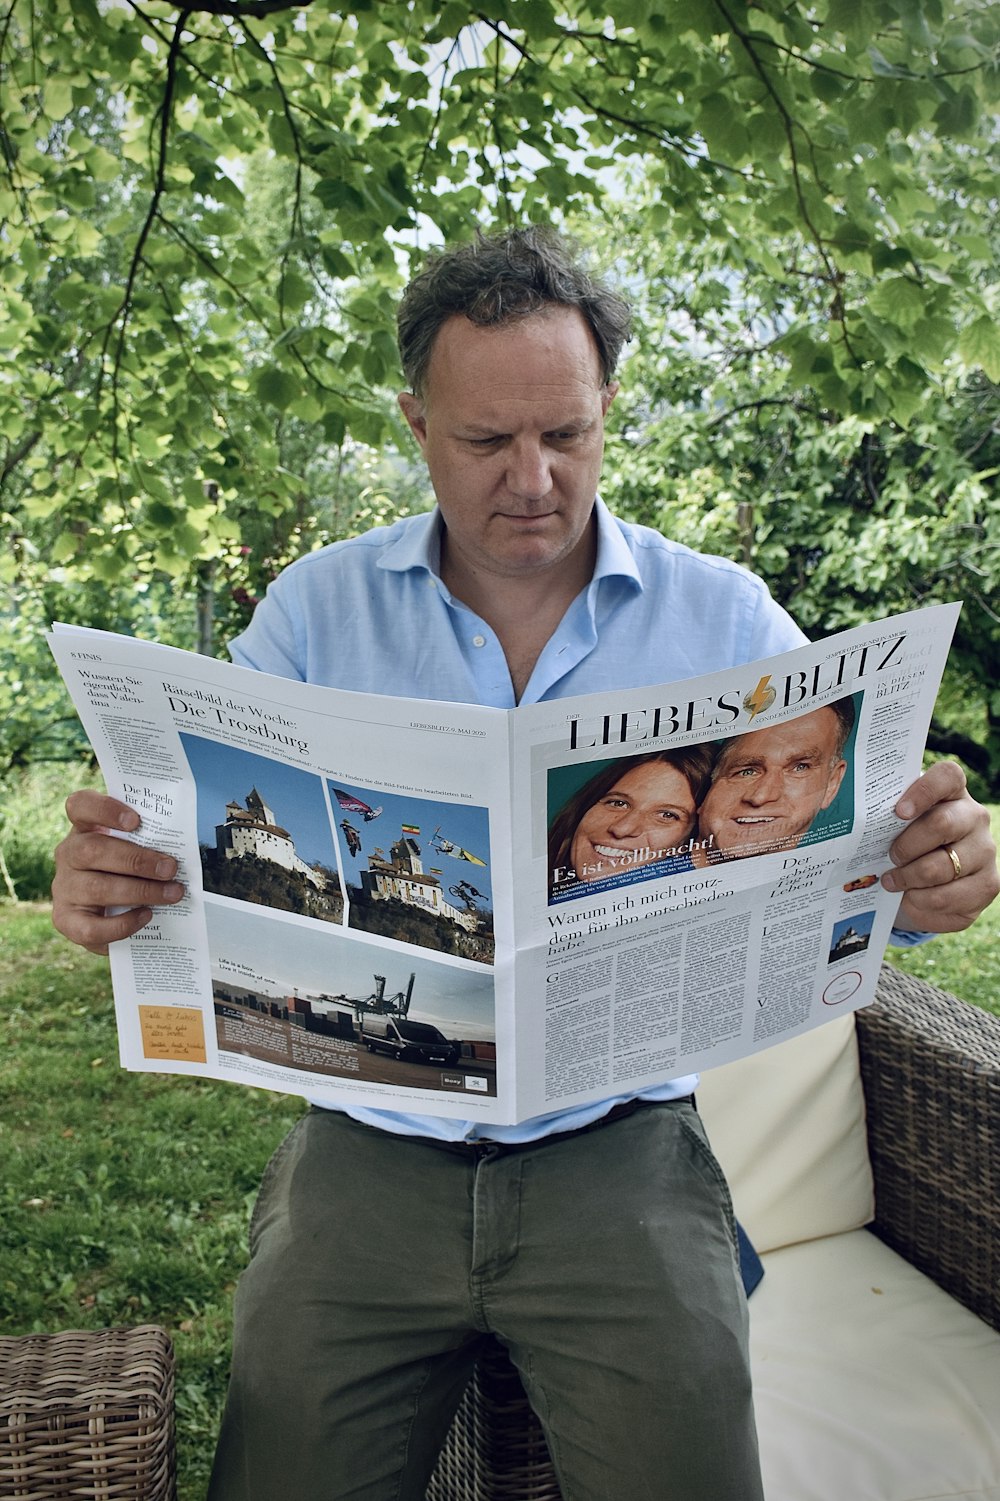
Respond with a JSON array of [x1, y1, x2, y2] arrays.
[[699, 697, 855, 862], [51, 228, 999, 1501]]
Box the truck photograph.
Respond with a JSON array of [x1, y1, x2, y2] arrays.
[[360, 1015, 461, 1067]]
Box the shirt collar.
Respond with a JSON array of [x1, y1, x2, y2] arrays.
[[377, 508, 443, 575], [589, 496, 643, 595], [377, 498, 643, 594]]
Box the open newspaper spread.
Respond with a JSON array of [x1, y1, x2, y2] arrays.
[[49, 602, 959, 1125]]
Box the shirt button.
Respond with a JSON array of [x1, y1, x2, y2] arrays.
[[472, 634, 486, 648]]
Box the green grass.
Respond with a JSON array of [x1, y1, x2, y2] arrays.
[[0, 904, 305, 1500]]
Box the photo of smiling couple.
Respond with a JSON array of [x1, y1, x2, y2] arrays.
[[547, 695, 858, 903]]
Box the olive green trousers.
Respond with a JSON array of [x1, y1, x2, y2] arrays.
[[208, 1099, 762, 1501]]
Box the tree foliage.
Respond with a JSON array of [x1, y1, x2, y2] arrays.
[[1, 0, 998, 781], [589, 191, 1000, 786]]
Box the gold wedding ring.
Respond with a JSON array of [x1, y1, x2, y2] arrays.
[[944, 845, 962, 882]]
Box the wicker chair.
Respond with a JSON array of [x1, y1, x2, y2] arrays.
[[426, 965, 1000, 1501], [0, 1324, 176, 1501]]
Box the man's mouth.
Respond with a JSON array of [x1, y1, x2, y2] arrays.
[[732, 816, 776, 825]]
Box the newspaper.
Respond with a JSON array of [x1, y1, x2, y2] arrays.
[[49, 602, 959, 1125]]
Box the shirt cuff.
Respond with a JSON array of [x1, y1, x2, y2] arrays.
[[889, 926, 936, 947]]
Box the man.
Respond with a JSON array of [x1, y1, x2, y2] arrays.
[[51, 228, 999, 1501], [700, 698, 854, 860]]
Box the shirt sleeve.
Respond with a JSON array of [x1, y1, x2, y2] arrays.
[[746, 579, 809, 660], [228, 571, 307, 681], [888, 926, 935, 947]]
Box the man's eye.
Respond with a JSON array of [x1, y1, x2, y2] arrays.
[[656, 809, 680, 821]]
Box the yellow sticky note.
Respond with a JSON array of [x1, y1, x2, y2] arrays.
[[138, 1005, 207, 1063]]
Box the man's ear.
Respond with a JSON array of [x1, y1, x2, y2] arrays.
[[601, 381, 620, 415], [398, 392, 428, 449]]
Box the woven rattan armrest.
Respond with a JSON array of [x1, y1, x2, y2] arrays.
[[856, 964, 1000, 1333], [0, 1324, 176, 1500]]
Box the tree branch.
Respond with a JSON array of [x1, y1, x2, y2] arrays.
[[161, 0, 316, 16], [710, 0, 864, 369], [475, 16, 754, 181], [0, 429, 42, 493], [96, 7, 191, 450], [241, 16, 306, 326], [705, 396, 810, 430]]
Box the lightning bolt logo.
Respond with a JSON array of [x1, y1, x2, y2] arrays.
[[743, 675, 776, 722]]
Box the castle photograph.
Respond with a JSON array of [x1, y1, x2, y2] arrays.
[[180, 734, 345, 923], [331, 781, 495, 964]]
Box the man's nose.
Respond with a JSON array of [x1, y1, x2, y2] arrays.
[[506, 440, 553, 499], [743, 770, 782, 805]]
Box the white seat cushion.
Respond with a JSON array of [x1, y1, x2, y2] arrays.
[[698, 1014, 874, 1252], [752, 1230, 1000, 1501]]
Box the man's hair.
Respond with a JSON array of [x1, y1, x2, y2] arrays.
[[397, 226, 632, 396], [827, 695, 857, 758]]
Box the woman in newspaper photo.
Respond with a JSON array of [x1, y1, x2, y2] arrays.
[[548, 745, 714, 901]]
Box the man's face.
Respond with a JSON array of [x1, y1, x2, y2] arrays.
[[570, 761, 698, 882], [698, 707, 849, 859], [397, 307, 617, 586]]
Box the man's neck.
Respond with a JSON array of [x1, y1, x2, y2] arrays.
[[440, 530, 596, 703]]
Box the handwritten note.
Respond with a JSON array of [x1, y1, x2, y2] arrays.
[[139, 1005, 207, 1063]]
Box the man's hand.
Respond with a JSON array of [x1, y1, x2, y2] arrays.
[[882, 761, 999, 934], [52, 790, 185, 955]]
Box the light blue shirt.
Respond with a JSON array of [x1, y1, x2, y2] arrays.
[[230, 499, 922, 1141]]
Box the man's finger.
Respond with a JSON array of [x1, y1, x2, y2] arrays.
[[65, 789, 142, 833], [52, 904, 156, 956], [60, 828, 179, 884], [883, 837, 972, 894], [893, 760, 966, 822]]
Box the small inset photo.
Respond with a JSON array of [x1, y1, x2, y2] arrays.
[[828, 910, 875, 964]]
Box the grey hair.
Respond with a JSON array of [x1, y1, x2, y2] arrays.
[[397, 225, 632, 397]]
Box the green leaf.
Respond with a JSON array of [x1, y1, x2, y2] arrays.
[[85, 146, 121, 183], [279, 270, 311, 314], [867, 46, 913, 79], [958, 316, 1000, 383], [867, 276, 926, 329], [312, 179, 366, 213], [254, 366, 300, 411], [319, 244, 355, 279], [42, 79, 75, 121]]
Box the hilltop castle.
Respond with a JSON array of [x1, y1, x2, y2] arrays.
[[361, 834, 479, 930], [215, 788, 326, 889]]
